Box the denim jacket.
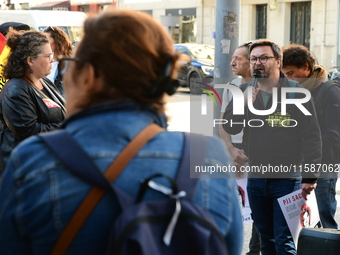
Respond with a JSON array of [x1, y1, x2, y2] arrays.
[[0, 101, 243, 255]]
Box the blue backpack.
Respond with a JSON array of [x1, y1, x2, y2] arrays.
[[39, 124, 228, 255]]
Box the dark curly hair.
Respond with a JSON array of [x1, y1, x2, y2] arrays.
[[43, 26, 72, 57], [3, 31, 49, 79], [282, 43, 316, 73], [71, 9, 180, 111]]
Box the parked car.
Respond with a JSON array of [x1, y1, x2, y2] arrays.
[[174, 43, 214, 94]]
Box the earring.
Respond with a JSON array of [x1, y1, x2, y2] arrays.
[[29, 68, 33, 74]]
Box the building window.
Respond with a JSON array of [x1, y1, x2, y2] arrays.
[[290, 2, 311, 49], [79, 5, 90, 13], [163, 8, 197, 44], [8, 3, 14, 10], [256, 4, 267, 39], [20, 3, 29, 10], [99, 4, 112, 12], [167, 15, 197, 44], [181, 15, 196, 43]]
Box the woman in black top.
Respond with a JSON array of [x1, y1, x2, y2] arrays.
[[0, 31, 66, 174]]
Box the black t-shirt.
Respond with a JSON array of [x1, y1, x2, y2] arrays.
[[41, 87, 52, 99]]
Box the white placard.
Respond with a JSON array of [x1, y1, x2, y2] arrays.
[[277, 189, 321, 247], [237, 175, 253, 224]]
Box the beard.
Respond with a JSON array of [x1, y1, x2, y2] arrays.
[[251, 64, 275, 79], [252, 64, 273, 79]]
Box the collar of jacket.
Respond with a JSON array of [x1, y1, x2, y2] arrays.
[[242, 71, 292, 90], [60, 100, 168, 129], [279, 71, 292, 87]]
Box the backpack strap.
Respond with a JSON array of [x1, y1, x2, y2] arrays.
[[175, 132, 206, 201], [39, 123, 164, 255], [39, 130, 114, 195]]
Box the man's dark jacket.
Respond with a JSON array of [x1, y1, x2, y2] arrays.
[[223, 72, 322, 182]]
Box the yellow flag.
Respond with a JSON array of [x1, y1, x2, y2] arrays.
[[0, 44, 10, 91]]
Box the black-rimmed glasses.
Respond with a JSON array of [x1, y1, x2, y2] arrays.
[[57, 56, 79, 81], [37, 52, 54, 62], [249, 56, 275, 65]]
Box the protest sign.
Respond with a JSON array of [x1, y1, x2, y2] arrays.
[[278, 189, 320, 247], [237, 175, 253, 224]]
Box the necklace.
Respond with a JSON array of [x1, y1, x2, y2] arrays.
[[23, 76, 43, 90]]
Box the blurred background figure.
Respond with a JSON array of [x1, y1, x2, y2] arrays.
[[0, 31, 65, 174], [0, 21, 30, 91], [0, 22, 30, 38], [43, 26, 73, 97], [0, 9, 242, 255]]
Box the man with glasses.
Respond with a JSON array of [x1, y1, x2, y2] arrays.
[[219, 42, 261, 255], [223, 39, 322, 254]]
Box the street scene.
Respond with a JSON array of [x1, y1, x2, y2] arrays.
[[166, 88, 340, 255], [0, 0, 339, 254]]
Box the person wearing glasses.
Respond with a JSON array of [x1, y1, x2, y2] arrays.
[[0, 9, 243, 255], [43, 26, 73, 97], [0, 31, 65, 174], [223, 39, 321, 254]]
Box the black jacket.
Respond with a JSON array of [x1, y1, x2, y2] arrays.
[[53, 62, 64, 97], [223, 72, 322, 182], [0, 77, 66, 174], [312, 80, 340, 165]]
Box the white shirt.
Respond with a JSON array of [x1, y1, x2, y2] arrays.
[[220, 77, 243, 144], [46, 61, 59, 83]]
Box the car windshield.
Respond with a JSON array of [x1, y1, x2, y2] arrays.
[[188, 45, 215, 60]]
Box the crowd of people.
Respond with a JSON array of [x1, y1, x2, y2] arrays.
[[0, 8, 242, 255], [0, 7, 338, 255], [222, 39, 340, 255]]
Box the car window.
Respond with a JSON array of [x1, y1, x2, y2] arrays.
[[175, 46, 191, 57], [188, 45, 214, 60]]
